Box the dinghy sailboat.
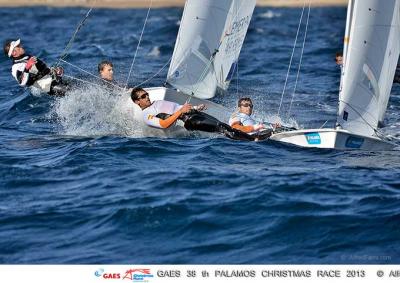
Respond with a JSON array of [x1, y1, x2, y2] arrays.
[[144, 0, 256, 122], [271, 0, 400, 150]]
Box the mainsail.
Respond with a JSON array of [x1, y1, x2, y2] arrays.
[[166, 0, 256, 99], [337, 0, 400, 136]]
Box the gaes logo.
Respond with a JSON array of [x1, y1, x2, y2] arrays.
[[94, 268, 121, 279], [123, 269, 154, 282], [95, 269, 104, 277]]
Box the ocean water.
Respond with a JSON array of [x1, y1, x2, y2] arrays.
[[1, 6, 400, 264]]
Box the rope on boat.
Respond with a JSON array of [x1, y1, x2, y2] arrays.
[[277, 2, 307, 117], [61, 59, 125, 91], [132, 57, 172, 89], [287, 0, 311, 119], [55, 0, 97, 66], [125, 0, 153, 90]]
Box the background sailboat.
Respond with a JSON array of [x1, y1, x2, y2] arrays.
[[271, 0, 400, 150], [144, 0, 256, 122]]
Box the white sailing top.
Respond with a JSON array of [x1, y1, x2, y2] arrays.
[[142, 100, 182, 128]]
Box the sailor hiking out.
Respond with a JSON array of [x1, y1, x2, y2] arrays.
[[131, 88, 258, 141], [3, 39, 69, 96], [229, 97, 277, 140]]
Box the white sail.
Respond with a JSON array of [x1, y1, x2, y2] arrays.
[[337, 0, 400, 136], [166, 0, 256, 99]]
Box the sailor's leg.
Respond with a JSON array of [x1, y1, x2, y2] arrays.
[[183, 112, 255, 141], [217, 123, 255, 141], [49, 80, 70, 96], [182, 112, 222, 132]]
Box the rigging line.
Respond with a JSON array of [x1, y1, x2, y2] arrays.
[[287, 0, 311, 119], [277, 2, 306, 116], [319, 120, 329, 129], [186, 0, 246, 103], [132, 57, 172, 89], [62, 56, 172, 92], [55, 1, 97, 66], [63, 74, 104, 88], [60, 59, 125, 91], [236, 59, 239, 96], [125, 0, 153, 90]]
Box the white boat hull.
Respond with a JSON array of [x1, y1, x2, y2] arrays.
[[270, 128, 396, 151]]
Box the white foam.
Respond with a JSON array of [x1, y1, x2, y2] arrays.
[[148, 46, 161, 57], [50, 85, 141, 137], [259, 10, 282, 19], [50, 85, 193, 138]]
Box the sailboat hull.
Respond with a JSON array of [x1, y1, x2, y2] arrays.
[[270, 128, 396, 151]]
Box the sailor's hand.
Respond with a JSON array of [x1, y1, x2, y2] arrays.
[[180, 103, 192, 114], [194, 104, 207, 111], [253, 123, 265, 131], [54, 66, 64, 77], [25, 56, 37, 70]]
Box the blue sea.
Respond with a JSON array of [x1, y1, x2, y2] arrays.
[[1, 6, 400, 264]]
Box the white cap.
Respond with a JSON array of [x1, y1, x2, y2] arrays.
[[8, 39, 21, 57]]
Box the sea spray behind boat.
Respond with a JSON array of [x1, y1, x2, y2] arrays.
[[50, 85, 192, 138]]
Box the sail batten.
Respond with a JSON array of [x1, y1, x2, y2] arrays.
[[167, 0, 256, 99], [337, 0, 400, 136]]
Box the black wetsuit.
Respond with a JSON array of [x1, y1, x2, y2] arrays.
[[11, 55, 69, 96], [157, 111, 272, 141]]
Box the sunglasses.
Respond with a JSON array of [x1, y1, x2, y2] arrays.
[[240, 103, 253, 108], [138, 92, 149, 99]]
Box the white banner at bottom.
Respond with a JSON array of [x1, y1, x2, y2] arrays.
[[1, 265, 400, 283]]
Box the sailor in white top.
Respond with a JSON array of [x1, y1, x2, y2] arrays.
[[142, 100, 183, 128], [229, 97, 266, 134]]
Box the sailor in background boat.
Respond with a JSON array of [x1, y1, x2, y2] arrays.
[[229, 97, 277, 140], [3, 39, 68, 96], [336, 52, 400, 84], [98, 60, 114, 83], [98, 60, 133, 92], [335, 52, 343, 66], [131, 88, 256, 141]]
